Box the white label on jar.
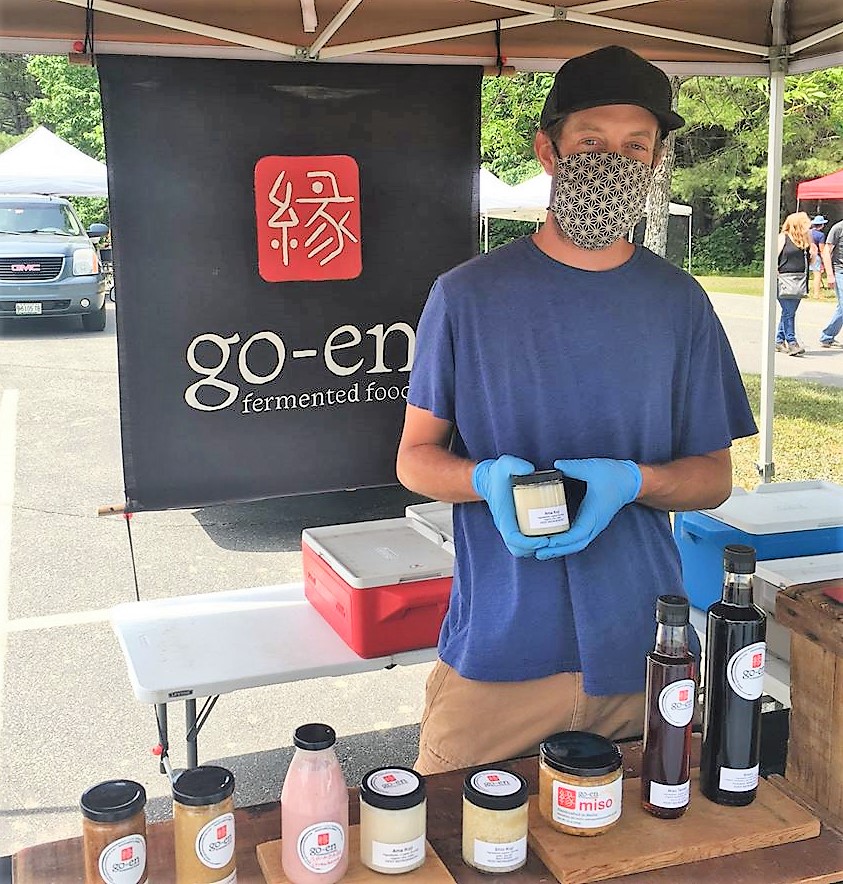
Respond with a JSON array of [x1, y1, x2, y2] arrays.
[[726, 642, 766, 701], [719, 764, 759, 792], [208, 873, 237, 884], [527, 504, 569, 531], [195, 812, 236, 869], [98, 834, 146, 884], [649, 779, 690, 809], [473, 835, 527, 869], [551, 776, 622, 829], [658, 679, 696, 728], [366, 769, 420, 797], [371, 834, 425, 869], [470, 770, 522, 796], [297, 822, 345, 874]]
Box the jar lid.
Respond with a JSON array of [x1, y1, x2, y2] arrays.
[[172, 766, 235, 807], [540, 731, 622, 777], [463, 769, 528, 811], [360, 767, 426, 810], [294, 723, 336, 751], [511, 469, 565, 487], [80, 780, 146, 823]]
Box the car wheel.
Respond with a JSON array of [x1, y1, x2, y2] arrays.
[[81, 304, 107, 332]]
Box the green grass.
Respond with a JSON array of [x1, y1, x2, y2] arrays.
[[731, 374, 843, 490], [695, 275, 836, 301]]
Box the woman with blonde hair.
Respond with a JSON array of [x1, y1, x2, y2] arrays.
[[776, 211, 816, 355]]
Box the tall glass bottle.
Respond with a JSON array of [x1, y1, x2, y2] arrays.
[[700, 545, 767, 806], [641, 595, 696, 818], [281, 723, 349, 884]]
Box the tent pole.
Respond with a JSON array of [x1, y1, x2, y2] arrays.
[[757, 18, 787, 484]]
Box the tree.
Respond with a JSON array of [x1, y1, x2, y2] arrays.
[[0, 54, 41, 135], [644, 76, 682, 258]]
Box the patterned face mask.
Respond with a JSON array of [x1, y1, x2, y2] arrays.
[[549, 151, 654, 251]]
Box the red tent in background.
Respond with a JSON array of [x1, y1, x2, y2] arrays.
[[797, 168, 843, 200]]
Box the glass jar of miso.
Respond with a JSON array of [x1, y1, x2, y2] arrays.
[[172, 766, 237, 884], [81, 780, 148, 884]]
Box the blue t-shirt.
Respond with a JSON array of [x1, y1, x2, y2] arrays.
[[408, 236, 757, 695]]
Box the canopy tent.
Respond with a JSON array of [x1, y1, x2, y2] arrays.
[[0, 125, 108, 197], [3, 0, 842, 483], [797, 168, 843, 201], [479, 167, 522, 214]]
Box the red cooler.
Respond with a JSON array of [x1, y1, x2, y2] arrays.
[[302, 518, 454, 658]]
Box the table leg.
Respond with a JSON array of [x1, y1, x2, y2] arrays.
[[155, 702, 169, 775], [186, 699, 198, 769]]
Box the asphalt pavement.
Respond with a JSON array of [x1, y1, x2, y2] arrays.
[[0, 290, 840, 855]]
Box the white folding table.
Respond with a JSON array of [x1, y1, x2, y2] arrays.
[[110, 583, 437, 771]]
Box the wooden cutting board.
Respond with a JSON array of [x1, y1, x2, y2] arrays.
[[528, 772, 820, 884], [257, 825, 455, 883]]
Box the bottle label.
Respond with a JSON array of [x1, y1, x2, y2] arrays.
[[657, 678, 696, 728], [371, 834, 425, 869], [366, 769, 420, 797], [719, 764, 759, 792], [473, 836, 527, 869], [97, 834, 146, 884], [726, 642, 766, 701], [649, 779, 690, 809], [195, 812, 235, 869], [469, 770, 522, 797], [551, 776, 622, 829], [297, 822, 345, 874]]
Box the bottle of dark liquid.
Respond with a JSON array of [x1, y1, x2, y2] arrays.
[[641, 595, 696, 818], [700, 544, 767, 806]]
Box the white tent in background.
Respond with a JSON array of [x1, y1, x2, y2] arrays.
[[0, 126, 108, 197], [482, 171, 693, 270]]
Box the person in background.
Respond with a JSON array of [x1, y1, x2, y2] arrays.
[[819, 217, 843, 348], [775, 212, 814, 356], [809, 215, 829, 299], [397, 45, 756, 775]]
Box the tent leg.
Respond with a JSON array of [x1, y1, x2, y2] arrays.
[[757, 44, 786, 484]]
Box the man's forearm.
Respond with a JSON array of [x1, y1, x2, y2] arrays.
[[637, 452, 732, 513], [396, 443, 480, 503]]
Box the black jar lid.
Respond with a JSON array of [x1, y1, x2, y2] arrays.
[[463, 769, 528, 811], [294, 723, 336, 751], [540, 731, 622, 778], [360, 767, 426, 811], [80, 780, 146, 823], [172, 766, 235, 807], [511, 469, 565, 487]]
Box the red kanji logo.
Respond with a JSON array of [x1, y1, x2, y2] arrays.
[[752, 653, 763, 668], [121, 847, 133, 861], [255, 155, 361, 282], [384, 774, 396, 783], [317, 832, 330, 846], [558, 786, 577, 809], [217, 824, 228, 839], [679, 688, 689, 702], [487, 774, 500, 782]]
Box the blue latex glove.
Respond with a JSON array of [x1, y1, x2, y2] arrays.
[[535, 458, 643, 560], [472, 455, 550, 558]]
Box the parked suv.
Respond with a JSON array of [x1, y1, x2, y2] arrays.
[[0, 194, 108, 332]]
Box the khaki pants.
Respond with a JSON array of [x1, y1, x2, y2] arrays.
[[416, 660, 646, 775]]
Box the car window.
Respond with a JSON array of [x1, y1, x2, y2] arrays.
[[0, 204, 83, 235]]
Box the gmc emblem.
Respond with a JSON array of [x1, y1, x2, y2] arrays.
[[11, 263, 41, 272]]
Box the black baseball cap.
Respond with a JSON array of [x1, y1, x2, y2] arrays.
[[540, 45, 685, 136]]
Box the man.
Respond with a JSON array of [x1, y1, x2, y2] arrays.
[[809, 215, 829, 300], [819, 217, 843, 348], [396, 45, 757, 775]]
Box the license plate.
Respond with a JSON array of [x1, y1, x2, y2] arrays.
[[15, 302, 42, 315]]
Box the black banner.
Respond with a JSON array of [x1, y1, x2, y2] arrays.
[[98, 56, 480, 511]]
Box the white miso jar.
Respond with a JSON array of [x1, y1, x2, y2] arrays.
[[359, 767, 427, 874], [511, 470, 571, 537]]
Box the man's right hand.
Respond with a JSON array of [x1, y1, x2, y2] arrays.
[[472, 455, 550, 557]]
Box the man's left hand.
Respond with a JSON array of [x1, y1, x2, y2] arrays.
[[535, 458, 642, 559]]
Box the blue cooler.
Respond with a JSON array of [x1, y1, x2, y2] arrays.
[[675, 480, 843, 610]]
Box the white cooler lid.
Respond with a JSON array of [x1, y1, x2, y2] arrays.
[[302, 517, 454, 588], [702, 480, 843, 534], [755, 552, 843, 589], [405, 501, 454, 542]]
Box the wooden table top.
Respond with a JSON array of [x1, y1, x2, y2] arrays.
[[13, 740, 843, 884]]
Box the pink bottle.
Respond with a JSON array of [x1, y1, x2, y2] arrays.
[[281, 723, 349, 883]]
